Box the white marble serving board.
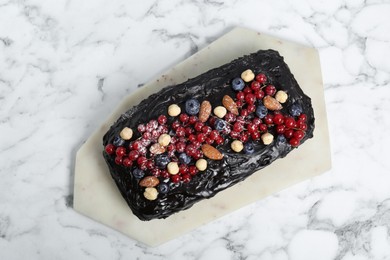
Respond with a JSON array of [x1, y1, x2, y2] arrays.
[[73, 27, 331, 247]]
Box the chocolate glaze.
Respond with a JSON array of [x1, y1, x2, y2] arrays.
[[103, 50, 315, 221]]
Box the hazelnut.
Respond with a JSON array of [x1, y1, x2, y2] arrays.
[[195, 159, 207, 171], [275, 90, 288, 103], [144, 187, 158, 200], [158, 134, 171, 147], [231, 140, 244, 152], [261, 132, 274, 145], [241, 69, 255, 82], [119, 127, 133, 140], [213, 106, 227, 118], [168, 104, 181, 117], [167, 162, 179, 175]]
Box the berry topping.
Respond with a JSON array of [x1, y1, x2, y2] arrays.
[[243, 142, 255, 154], [255, 104, 268, 118], [112, 136, 125, 147], [289, 103, 303, 117], [132, 168, 145, 179], [185, 99, 200, 115], [232, 78, 245, 91], [154, 154, 170, 169], [255, 73, 267, 83], [116, 147, 126, 157], [214, 119, 228, 131], [179, 153, 191, 164], [158, 115, 167, 125], [157, 183, 169, 194], [264, 85, 276, 96], [105, 144, 115, 155]]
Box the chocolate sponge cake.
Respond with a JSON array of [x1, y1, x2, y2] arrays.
[[102, 50, 315, 221]]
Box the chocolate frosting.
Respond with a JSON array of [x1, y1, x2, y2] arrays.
[[103, 50, 315, 221]]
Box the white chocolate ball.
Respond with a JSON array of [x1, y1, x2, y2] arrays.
[[213, 106, 227, 118], [168, 104, 181, 117], [195, 159, 207, 171], [275, 90, 288, 103], [231, 140, 244, 152], [167, 162, 179, 175], [158, 134, 171, 147], [144, 187, 158, 200], [119, 127, 133, 140], [241, 69, 255, 82], [261, 132, 274, 145]]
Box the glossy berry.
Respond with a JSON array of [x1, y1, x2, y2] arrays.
[[247, 123, 257, 133], [239, 132, 249, 142], [214, 119, 228, 131], [189, 165, 198, 175], [115, 156, 123, 165], [284, 117, 295, 129], [240, 109, 249, 117], [179, 153, 191, 164], [251, 131, 260, 140], [259, 124, 267, 132], [232, 78, 245, 91], [182, 173, 191, 183], [132, 168, 144, 179], [251, 81, 261, 91], [189, 115, 198, 124], [137, 156, 148, 166], [151, 168, 161, 177], [215, 136, 224, 145], [128, 150, 140, 161], [185, 99, 200, 115], [185, 144, 197, 156], [276, 124, 286, 134], [265, 85, 276, 96], [225, 112, 237, 123], [158, 115, 167, 125], [160, 170, 170, 179], [289, 138, 300, 147], [206, 138, 214, 144], [112, 136, 125, 147], [209, 130, 219, 140], [233, 122, 244, 132], [245, 93, 256, 105], [202, 125, 212, 135], [188, 134, 197, 142], [252, 118, 262, 125], [194, 122, 204, 132], [179, 113, 189, 123], [236, 91, 245, 101], [256, 73, 267, 83], [293, 130, 305, 140], [264, 114, 274, 125], [154, 154, 170, 169], [299, 122, 308, 131], [157, 183, 169, 194], [276, 135, 287, 146], [179, 164, 189, 174], [255, 105, 267, 118], [115, 147, 126, 157], [289, 103, 303, 117], [122, 158, 132, 167], [105, 144, 115, 155], [146, 160, 155, 169], [176, 142, 186, 153], [273, 114, 284, 125], [230, 131, 240, 139], [197, 133, 206, 143], [171, 174, 181, 183], [247, 104, 256, 113], [299, 114, 307, 122], [284, 129, 294, 139], [137, 124, 146, 133], [176, 126, 185, 137], [185, 127, 194, 136], [172, 121, 181, 130], [254, 90, 265, 99], [243, 142, 255, 154]]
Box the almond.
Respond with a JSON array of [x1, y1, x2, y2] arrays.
[[139, 176, 160, 188], [198, 100, 212, 122], [201, 144, 224, 160], [149, 143, 165, 154], [222, 95, 238, 115], [263, 95, 282, 111]]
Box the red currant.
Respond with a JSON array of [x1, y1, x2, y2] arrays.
[[188, 134, 197, 143], [146, 160, 154, 169], [182, 173, 191, 183], [225, 112, 236, 123], [176, 126, 185, 137], [236, 100, 243, 107], [172, 120, 181, 130], [189, 165, 198, 176], [247, 104, 256, 113], [185, 127, 194, 136], [137, 124, 146, 133], [206, 138, 214, 144], [276, 125, 286, 134], [193, 150, 202, 159], [105, 144, 115, 155], [115, 147, 126, 157], [209, 130, 219, 140], [273, 114, 284, 125], [284, 129, 294, 139], [179, 113, 189, 123], [233, 122, 244, 132], [215, 136, 224, 145], [264, 114, 274, 125], [245, 93, 256, 105], [167, 143, 176, 152], [202, 125, 212, 135], [151, 168, 161, 177], [240, 132, 249, 142], [254, 90, 265, 99], [230, 131, 240, 139], [247, 123, 257, 133], [179, 164, 189, 174], [161, 170, 170, 179], [122, 158, 132, 167], [186, 144, 197, 156], [293, 130, 305, 140], [171, 174, 181, 183], [176, 142, 186, 153], [243, 86, 252, 94], [158, 115, 167, 125], [128, 150, 140, 161], [236, 91, 245, 101], [251, 131, 260, 140], [251, 81, 261, 91], [284, 117, 295, 129], [298, 114, 307, 122], [259, 123, 268, 132], [265, 85, 276, 96], [189, 115, 198, 124], [240, 109, 249, 117], [197, 133, 206, 143], [137, 156, 148, 166], [289, 138, 300, 147], [194, 122, 204, 132], [115, 156, 123, 165], [252, 118, 262, 125], [256, 73, 267, 84]]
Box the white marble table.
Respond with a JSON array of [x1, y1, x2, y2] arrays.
[[1, 0, 390, 259]]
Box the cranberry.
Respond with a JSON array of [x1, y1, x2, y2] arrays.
[[276, 125, 286, 134], [245, 93, 256, 105], [105, 144, 115, 155], [171, 174, 181, 183], [264, 114, 274, 125], [240, 132, 249, 142], [137, 156, 148, 166], [179, 113, 189, 123], [176, 142, 186, 153], [254, 90, 265, 99], [192, 141, 201, 148], [251, 81, 261, 91], [236, 100, 243, 108], [176, 127, 185, 137], [115, 147, 126, 157], [233, 122, 244, 132], [122, 158, 132, 167], [186, 144, 197, 156], [265, 85, 276, 96], [273, 114, 284, 125], [299, 122, 307, 131], [167, 144, 176, 152], [284, 129, 294, 139], [197, 133, 206, 143], [193, 150, 203, 159], [259, 124, 267, 132], [189, 115, 198, 124], [243, 86, 252, 94], [115, 156, 123, 165], [289, 138, 300, 147], [293, 130, 305, 140], [182, 173, 191, 183], [133, 140, 143, 150], [202, 125, 212, 135], [128, 150, 140, 161], [189, 165, 198, 176], [256, 73, 267, 83], [194, 122, 204, 132], [172, 120, 181, 130], [158, 115, 167, 125], [236, 91, 245, 101]]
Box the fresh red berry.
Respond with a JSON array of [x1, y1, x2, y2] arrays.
[[206, 138, 214, 144], [143, 132, 152, 140], [236, 91, 245, 101], [265, 85, 276, 96], [122, 158, 132, 167], [252, 118, 262, 125], [209, 130, 219, 140], [284, 129, 294, 139], [289, 138, 300, 147], [254, 90, 265, 99], [276, 125, 286, 134], [116, 147, 126, 157], [186, 144, 197, 156], [208, 117, 216, 126], [247, 123, 257, 133], [251, 131, 260, 140], [194, 122, 204, 132], [115, 156, 123, 165], [182, 173, 191, 183], [128, 150, 140, 161], [264, 114, 274, 125], [230, 131, 240, 139], [151, 129, 159, 139], [189, 115, 198, 124], [233, 122, 244, 132], [240, 132, 249, 142], [240, 109, 249, 117], [137, 156, 148, 166], [158, 115, 167, 125], [299, 123, 307, 131], [189, 166, 198, 176], [251, 81, 261, 91], [176, 126, 185, 137], [192, 141, 201, 149], [259, 124, 268, 132], [171, 174, 181, 183], [105, 144, 115, 155], [215, 136, 224, 145], [167, 144, 176, 152], [245, 93, 256, 104], [179, 113, 189, 123], [202, 125, 212, 135], [256, 73, 267, 83], [185, 127, 194, 136], [146, 160, 154, 169], [179, 164, 189, 174], [299, 114, 307, 122], [176, 142, 186, 153], [172, 120, 181, 130], [236, 100, 243, 107], [188, 134, 197, 142], [273, 114, 284, 125], [151, 169, 161, 177], [284, 117, 295, 129], [161, 170, 170, 179], [243, 86, 252, 94], [247, 104, 256, 113], [137, 124, 146, 133], [193, 150, 203, 159], [225, 112, 236, 123], [293, 130, 305, 140], [236, 116, 246, 124], [197, 133, 206, 143]]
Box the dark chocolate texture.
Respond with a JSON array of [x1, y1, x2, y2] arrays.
[[103, 50, 315, 221]]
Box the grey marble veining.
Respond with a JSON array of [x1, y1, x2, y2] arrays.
[[1, 0, 390, 259]]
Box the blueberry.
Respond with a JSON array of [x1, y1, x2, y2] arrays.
[[132, 168, 144, 179], [231, 78, 245, 91], [178, 153, 191, 164], [214, 119, 228, 131], [276, 135, 287, 146], [243, 142, 255, 154], [154, 154, 170, 169], [255, 104, 268, 118], [185, 99, 200, 115], [289, 103, 303, 117], [112, 136, 125, 146], [157, 183, 169, 194]]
